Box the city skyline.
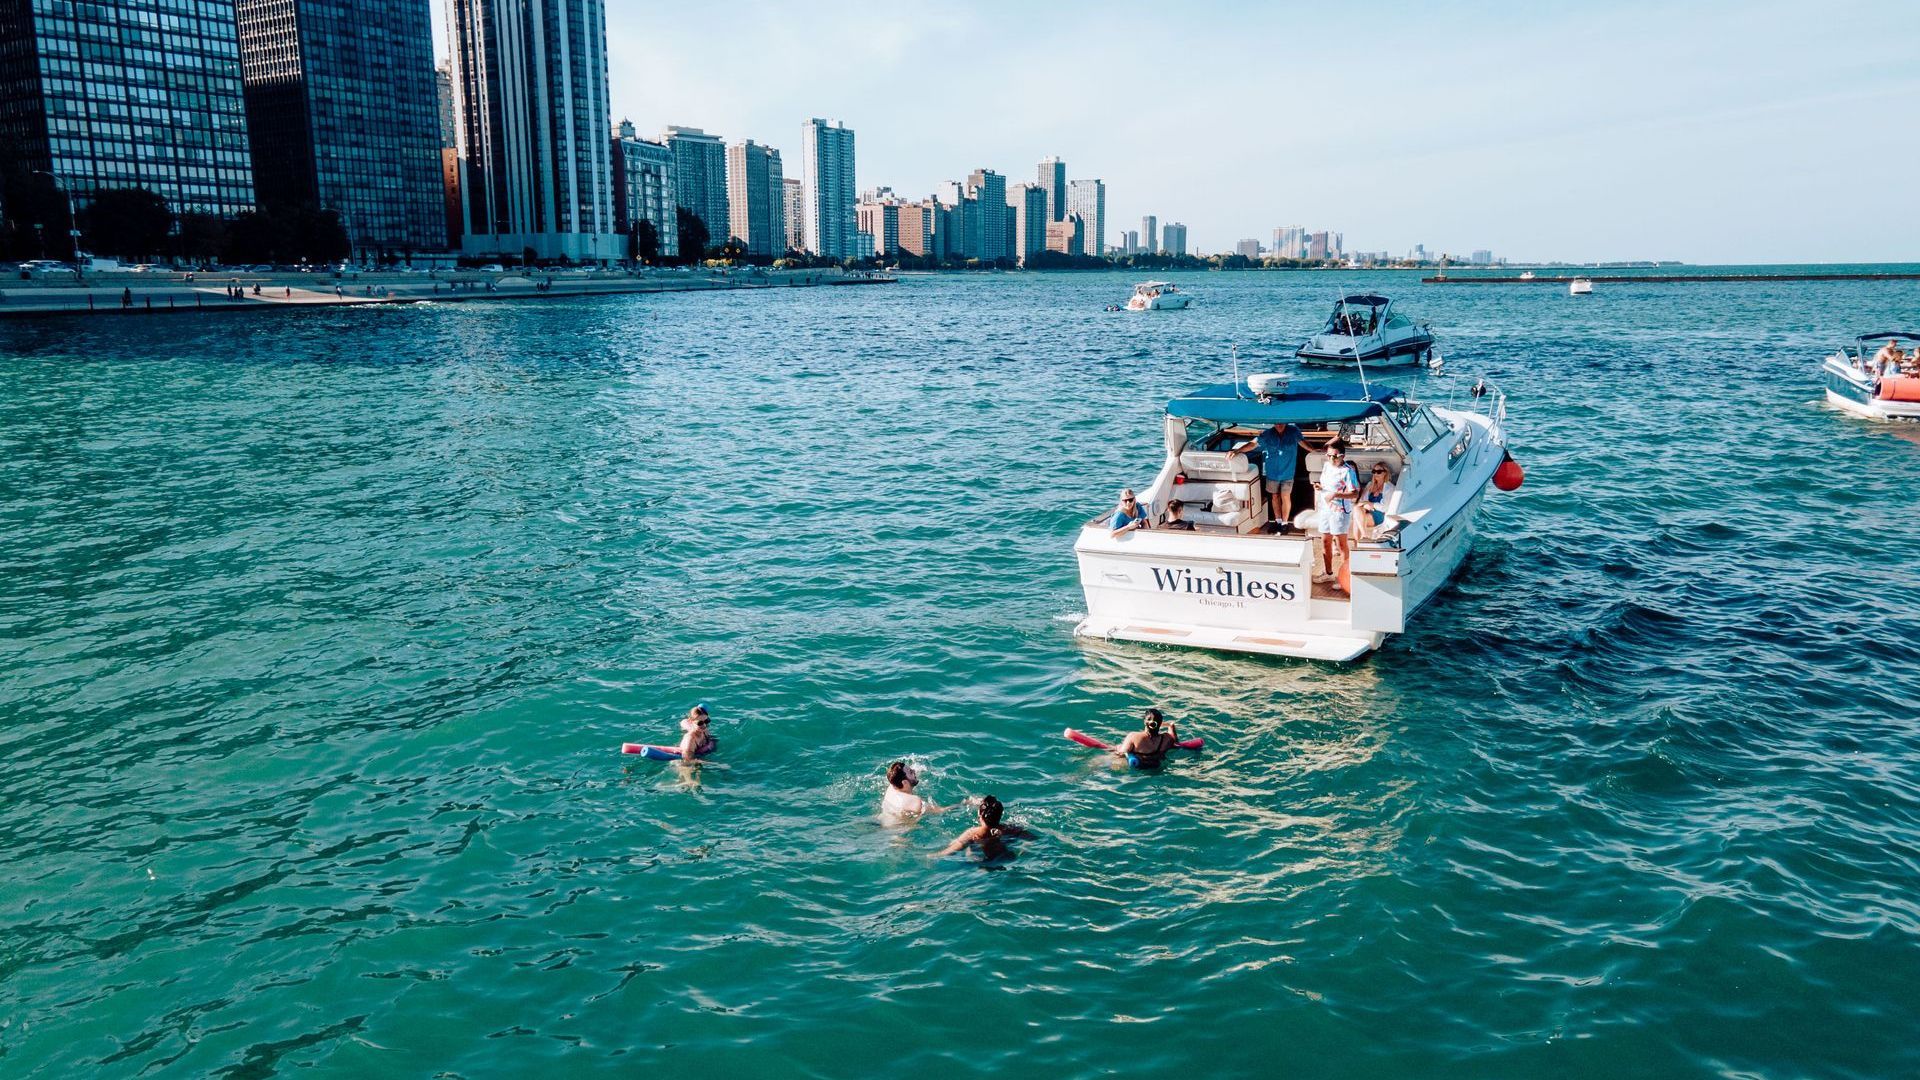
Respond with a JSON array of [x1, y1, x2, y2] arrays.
[[568, 0, 1920, 264]]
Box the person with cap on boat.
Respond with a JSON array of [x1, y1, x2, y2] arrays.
[[1230, 422, 1302, 533]]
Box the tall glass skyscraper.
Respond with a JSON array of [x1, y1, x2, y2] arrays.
[[235, 0, 445, 255], [800, 117, 855, 259], [1068, 177, 1105, 257], [1037, 156, 1065, 223], [663, 125, 726, 249], [447, 0, 619, 263], [0, 0, 255, 220]]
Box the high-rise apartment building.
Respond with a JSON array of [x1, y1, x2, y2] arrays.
[[856, 195, 900, 257], [1045, 213, 1083, 256], [1142, 215, 1158, 254], [1163, 222, 1188, 256], [800, 117, 856, 258], [0, 0, 256, 233], [783, 178, 804, 253], [1120, 230, 1138, 255], [236, 0, 445, 256], [447, 0, 618, 262], [1273, 225, 1306, 259], [724, 139, 783, 256], [611, 120, 677, 259], [1038, 156, 1066, 222], [894, 199, 932, 257], [1308, 231, 1329, 259], [966, 168, 1005, 262], [1235, 238, 1260, 260], [1067, 178, 1104, 256], [663, 126, 727, 251], [436, 66, 460, 249], [1008, 183, 1046, 265]]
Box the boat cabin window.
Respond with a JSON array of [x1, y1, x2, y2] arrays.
[[1386, 399, 1449, 450], [1326, 304, 1384, 335]]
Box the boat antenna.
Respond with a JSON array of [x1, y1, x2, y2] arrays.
[[1232, 343, 1243, 396], [1346, 289, 1372, 403]]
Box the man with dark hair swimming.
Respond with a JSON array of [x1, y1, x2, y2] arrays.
[[1114, 708, 1179, 769], [938, 795, 1033, 858]]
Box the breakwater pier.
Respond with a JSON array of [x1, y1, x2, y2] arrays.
[[0, 265, 894, 319]]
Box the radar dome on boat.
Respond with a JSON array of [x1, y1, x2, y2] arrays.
[[1247, 373, 1290, 397]]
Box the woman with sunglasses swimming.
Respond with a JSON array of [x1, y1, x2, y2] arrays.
[[675, 704, 717, 761]]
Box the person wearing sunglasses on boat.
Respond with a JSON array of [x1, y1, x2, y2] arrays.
[[1316, 439, 1360, 593], [1352, 463, 1397, 541], [1110, 488, 1151, 536]]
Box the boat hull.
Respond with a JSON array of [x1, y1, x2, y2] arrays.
[[1127, 295, 1191, 311], [1296, 330, 1434, 368], [1822, 359, 1920, 420]]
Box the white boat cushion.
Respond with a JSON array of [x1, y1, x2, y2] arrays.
[[1177, 449, 1259, 482], [1162, 479, 1262, 532]]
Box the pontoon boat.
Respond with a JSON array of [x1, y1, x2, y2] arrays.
[[1126, 281, 1191, 311], [1074, 376, 1516, 662], [1295, 295, 1435, 368], [1821, 332, 1920, 421]]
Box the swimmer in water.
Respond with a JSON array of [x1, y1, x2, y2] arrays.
[[882, 761, 943, 817], [937, 795, 1033, 858], [676, 704, 716, 761], [1114, 708, 1178, 769]]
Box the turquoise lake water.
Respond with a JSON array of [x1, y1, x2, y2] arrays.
[[3, 269, 1918, 1077]]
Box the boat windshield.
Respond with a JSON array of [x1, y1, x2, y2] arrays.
[[1324, 298, 1387, 335], [1385, 397, 1450, 449]]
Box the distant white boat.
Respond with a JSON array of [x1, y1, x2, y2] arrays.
[[1518, 270, 1535, 281], [1569, 277, 1593, 295], [1125, 281, 1191, 311]]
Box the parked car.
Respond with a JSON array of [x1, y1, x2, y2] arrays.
[[248, 264, 273, 273], [479, 263, 504, 272]]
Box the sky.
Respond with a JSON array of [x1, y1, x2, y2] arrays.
[[450, 1, 1920, 263]]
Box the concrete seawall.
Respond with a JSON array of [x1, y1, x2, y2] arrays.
[[0, 267, 895, 319]]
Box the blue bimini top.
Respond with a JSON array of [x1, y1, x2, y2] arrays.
[[1166, 379, 1403, 426]]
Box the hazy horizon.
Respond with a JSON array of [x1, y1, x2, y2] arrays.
[[441, 1, 1919, 264]]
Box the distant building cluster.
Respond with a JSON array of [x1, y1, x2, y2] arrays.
[[0, 0, 1371, 268]]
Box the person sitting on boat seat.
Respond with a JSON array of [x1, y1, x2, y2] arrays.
[[1110, 488, 1151, 536], [1162, 499, 1196, 531], [1229, 421, 1301, 532], [1352, 463, 1398, 541]]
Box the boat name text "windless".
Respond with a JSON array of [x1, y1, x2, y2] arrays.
[[1149, 567, 1296, 601]]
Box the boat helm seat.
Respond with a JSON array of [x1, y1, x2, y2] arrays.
[[1176, 449, 1258, 482]]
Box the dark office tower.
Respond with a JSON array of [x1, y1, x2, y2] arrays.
[[448, 0, 619, 262], [0, 0, 256, 234], [235, 0, 445, 256]]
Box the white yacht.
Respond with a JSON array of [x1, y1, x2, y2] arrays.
[[1569, 277, 1593, 295], [1126, 281, 1192, 311], [1518, 270, 1536, 281], [1821, 333, 1920, 421], [1074, 376, 1517, 662], [1295, 294, 1435, 368]]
